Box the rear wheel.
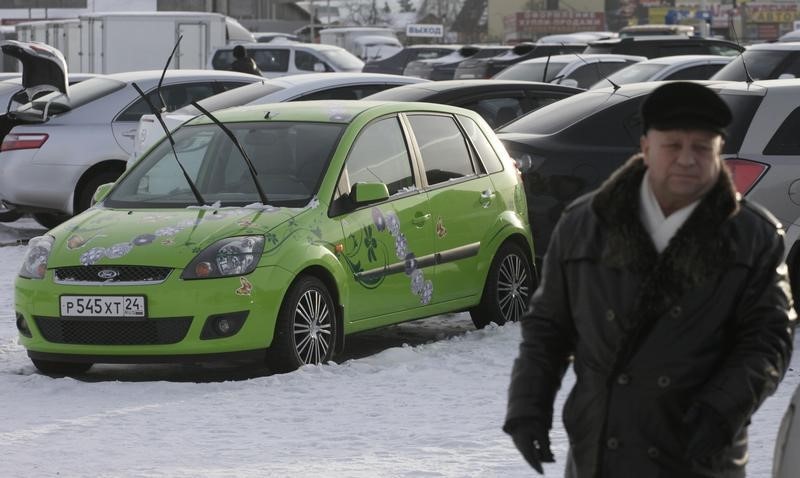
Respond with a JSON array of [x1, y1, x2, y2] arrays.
[[32, 213, 70, 229], [32, 359, 93, 376], [470, 242, 533, 329], [267, 275, 337, 373], [76, 168, 123, 215], [0, 210, 22, 222]]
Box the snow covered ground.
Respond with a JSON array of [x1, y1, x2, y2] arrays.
[[0, 219, 797, 477]]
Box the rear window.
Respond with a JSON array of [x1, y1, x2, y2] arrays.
[[16, 77, 126, 117], [177, 81, 284, 115], [711, 50, 798, 81], [318, 49, 364, 70], [499, 91, 623, 135], [363, 85, 431, 101], [718, 92, 763, 153], [494, 61, 570, 82]]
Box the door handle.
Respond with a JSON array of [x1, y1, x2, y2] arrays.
[[412, 212, 431, 226], [121, 129, 137, 139], [479, 190, 495, 208]]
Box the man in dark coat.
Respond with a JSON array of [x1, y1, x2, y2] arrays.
[[230, 45, 262, 76], [504, 82, 795, 477]]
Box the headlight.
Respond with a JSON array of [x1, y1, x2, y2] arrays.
[[182, 236, 264, 280], [19, 235, 54, 279]]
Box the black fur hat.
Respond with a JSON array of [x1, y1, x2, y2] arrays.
[[641, 82, 732, 137]]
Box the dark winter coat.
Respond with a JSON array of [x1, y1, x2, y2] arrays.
[[504, 154, 795, 478], [231, 57, 262, 76]]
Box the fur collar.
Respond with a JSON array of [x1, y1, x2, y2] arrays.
[[591, 154, 740, 319]]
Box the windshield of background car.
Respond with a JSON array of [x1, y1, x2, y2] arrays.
[[175, 82, 285, 115], [319, 49, 364, 69], [711, 50, 792, 80], [17, 77, 126, 116], [105, 121, 344, 208], [499, 91, 624, 134], [594, 63, 666, 87], [494, 62, 569, 82]]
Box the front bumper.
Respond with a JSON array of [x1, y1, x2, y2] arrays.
[[15, 265, 293, 363]]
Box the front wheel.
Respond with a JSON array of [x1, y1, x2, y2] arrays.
[[32, 359, 93, 376], [267, 275, 337, 373], [470, 242, 533, 329]]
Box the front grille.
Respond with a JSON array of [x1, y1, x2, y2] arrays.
[[54, 265, 172, 284], [34, 316, 192, 345]]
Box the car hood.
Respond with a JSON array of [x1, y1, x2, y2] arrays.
[[0, 40, 68, 101], [47, 206, 306, 268]]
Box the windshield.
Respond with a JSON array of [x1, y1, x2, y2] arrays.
[[106, 121, 344, 208], [494, 61, 569, 82], [319, 49, 364, 70], [175, 82, 285, 115], [711, 50, 793, 80], [591, 63, 666, 88]]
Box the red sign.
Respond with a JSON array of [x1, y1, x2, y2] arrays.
[[504, 11, 606, 34]]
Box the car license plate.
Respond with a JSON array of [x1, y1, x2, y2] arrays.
[[60, 296, 146, 318]]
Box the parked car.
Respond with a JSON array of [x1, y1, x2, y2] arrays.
[[588, 55, 733, 89], [253, 32, 301, 43], [132, 72, 428, 161], [584, 35, 743, 58], [496, 79, 800, 266], [209, 41, 364, 78], [453, 42, 587, 80], [773, 382, 800, 478], [362, 44, 461, 75], [778, 30, 800, 42], [0, 47, 263, 228], [710, 42, 800, 81], [618, 24, 695, 37], [536, 32, 616, 43], [493, 54, 646, 89], [14, 100, 535, 375], [364, 79, 582, 129], [404, 45, 510, 80]]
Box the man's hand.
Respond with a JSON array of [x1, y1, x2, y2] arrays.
[[510, 426, 555, 474], [683, 401, 731, 460]]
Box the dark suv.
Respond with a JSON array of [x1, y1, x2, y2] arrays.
[[362, 44, 460, 75], [453, 42, 586, 79], [404, 45, 510, 80], [584, 35, 742, 58], [710, 43, 800, 81]]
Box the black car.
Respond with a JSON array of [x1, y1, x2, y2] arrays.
[[453, 42, 587, 79], [404, 45, 510, 80], [364, 79, 582, 129], [584, 35, 743, 58], [710, 43, 800, 81], [496, 81, 760, 264], [362, 44, 461, 75]]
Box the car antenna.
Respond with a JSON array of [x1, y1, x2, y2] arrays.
[[542, 54, 551, 83], [130, 34, 206, 207], [190, 100, 269, 206], [729, 18, 754, 84], [570, 46, 621, 92]]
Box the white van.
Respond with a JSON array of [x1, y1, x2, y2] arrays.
[[209, 41, 364, 78], [353, 35, 402, 61], [319, 27, 399, 59]]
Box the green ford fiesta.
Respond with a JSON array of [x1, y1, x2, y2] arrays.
[[15, 100, 535, 375]]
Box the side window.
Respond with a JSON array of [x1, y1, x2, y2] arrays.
[[458, 114, 504, 174], [709, 44, 742, 57], [663, 64, 723, 81], [780, 53, 800, 77], [658, 44, 704, 56], [217, 81, 252, 93], [252, 49, 290, 72], [116, 83, 217, 122], [212, 50, 234, 70], [455, 96, 525, 129], [296, 50, 329, 71], [344, 117, 414, 195], [568, 62, 633, 89], [407, 114, 474, 186], [764, 106, 800, 155]]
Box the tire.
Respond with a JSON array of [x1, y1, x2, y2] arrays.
[[32, 359, 93, 376], [470, 242, 533, 329], [0, 210, 22, 222], [267, 275, 337, 373], [32, 212, 70, 229], [76, 169, 123, 215]]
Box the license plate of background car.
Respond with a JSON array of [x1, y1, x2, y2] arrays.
[[60, 296, 146, 318]]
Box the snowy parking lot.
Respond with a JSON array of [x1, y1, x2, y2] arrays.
[[0, 218, 798, 477]]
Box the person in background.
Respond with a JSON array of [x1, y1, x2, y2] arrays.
[[503, 81, 795, 477], [230, 45, 261, 76]]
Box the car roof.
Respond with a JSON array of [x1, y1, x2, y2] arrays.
[[268, 72, 427, 88], [103, 69, 261, 82], [634, 54, 733, 65], [589, 35, 730, 44], [369, 78, 582, 93], [517, 53, 646, 64], [186, 100, 470, 125], [746, 42, 800, 51]]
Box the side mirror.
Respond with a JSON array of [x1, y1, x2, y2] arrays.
[[92, 183, 114, 206], [352, 182, 389, 205], [313, 62, 327, 72], [779, 73, 796, 80], [558, 78, 579, 88]]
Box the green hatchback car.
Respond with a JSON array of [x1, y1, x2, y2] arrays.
[[15, 100, 534, 374]]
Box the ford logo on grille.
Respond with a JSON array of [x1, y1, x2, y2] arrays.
[[97, 269, 119, 280]]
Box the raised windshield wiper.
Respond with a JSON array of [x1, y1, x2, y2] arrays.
[[130, 35, 206, 207], [190, 101, 269, 205]]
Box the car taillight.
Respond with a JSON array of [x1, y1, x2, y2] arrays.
[[1, 133, 48, 152], [725, 158, 768, 195]]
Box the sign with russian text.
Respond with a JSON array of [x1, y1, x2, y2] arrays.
[[746, 3, 797, 24], [406, 24, 444, 37], [504, 11, 606, 34]]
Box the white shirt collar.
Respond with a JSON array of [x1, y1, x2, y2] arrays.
[[639, 171, 700, 254]]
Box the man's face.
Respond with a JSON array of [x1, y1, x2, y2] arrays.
[[641, 128, 723, 214]]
